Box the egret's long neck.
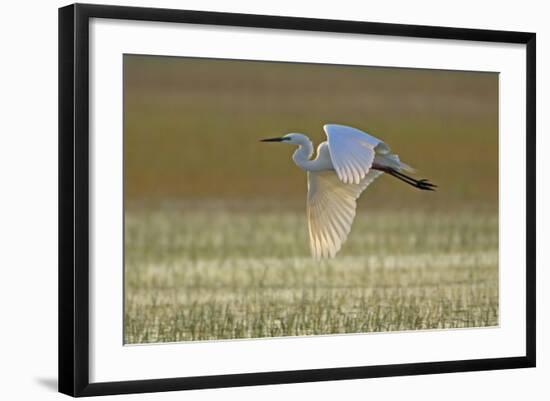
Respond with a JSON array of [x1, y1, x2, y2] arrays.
[[292, 138, 314, 170]]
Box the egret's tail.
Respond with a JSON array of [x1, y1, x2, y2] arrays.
[[398, 160, 416, 173], [376, 153, 416, 173]]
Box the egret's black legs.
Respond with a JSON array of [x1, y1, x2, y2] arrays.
[[374, 166, 437, 191]]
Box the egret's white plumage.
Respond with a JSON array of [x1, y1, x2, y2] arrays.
[[325, 124, 384, 184], [261, 123, 435, 259], [307, 169, 383, 258]]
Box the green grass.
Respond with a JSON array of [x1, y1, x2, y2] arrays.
[[124, 205, 498, 343]]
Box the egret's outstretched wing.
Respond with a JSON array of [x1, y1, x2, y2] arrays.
[[324, 124, 390, 184], [307, 170, 383, 259]]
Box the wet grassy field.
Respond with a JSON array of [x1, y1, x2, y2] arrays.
[[124, 206, 498, 343]]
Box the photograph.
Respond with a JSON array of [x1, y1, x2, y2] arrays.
[[123, 54, 499, 344]]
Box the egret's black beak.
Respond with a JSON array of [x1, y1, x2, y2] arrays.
[[260, 137, 286, 142]]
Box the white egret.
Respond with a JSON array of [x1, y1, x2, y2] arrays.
[[261, 124, 436, 259]]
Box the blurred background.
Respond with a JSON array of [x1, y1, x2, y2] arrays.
[[124, 55, 498, 211], [123, 55, 499, 343]]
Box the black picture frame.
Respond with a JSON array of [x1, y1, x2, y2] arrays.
[[58, 3, 536, 397]]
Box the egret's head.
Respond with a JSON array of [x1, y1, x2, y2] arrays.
[[260, 133, 308, 145]]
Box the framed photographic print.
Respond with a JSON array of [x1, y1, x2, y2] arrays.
[[58, 3, 536, 397]]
